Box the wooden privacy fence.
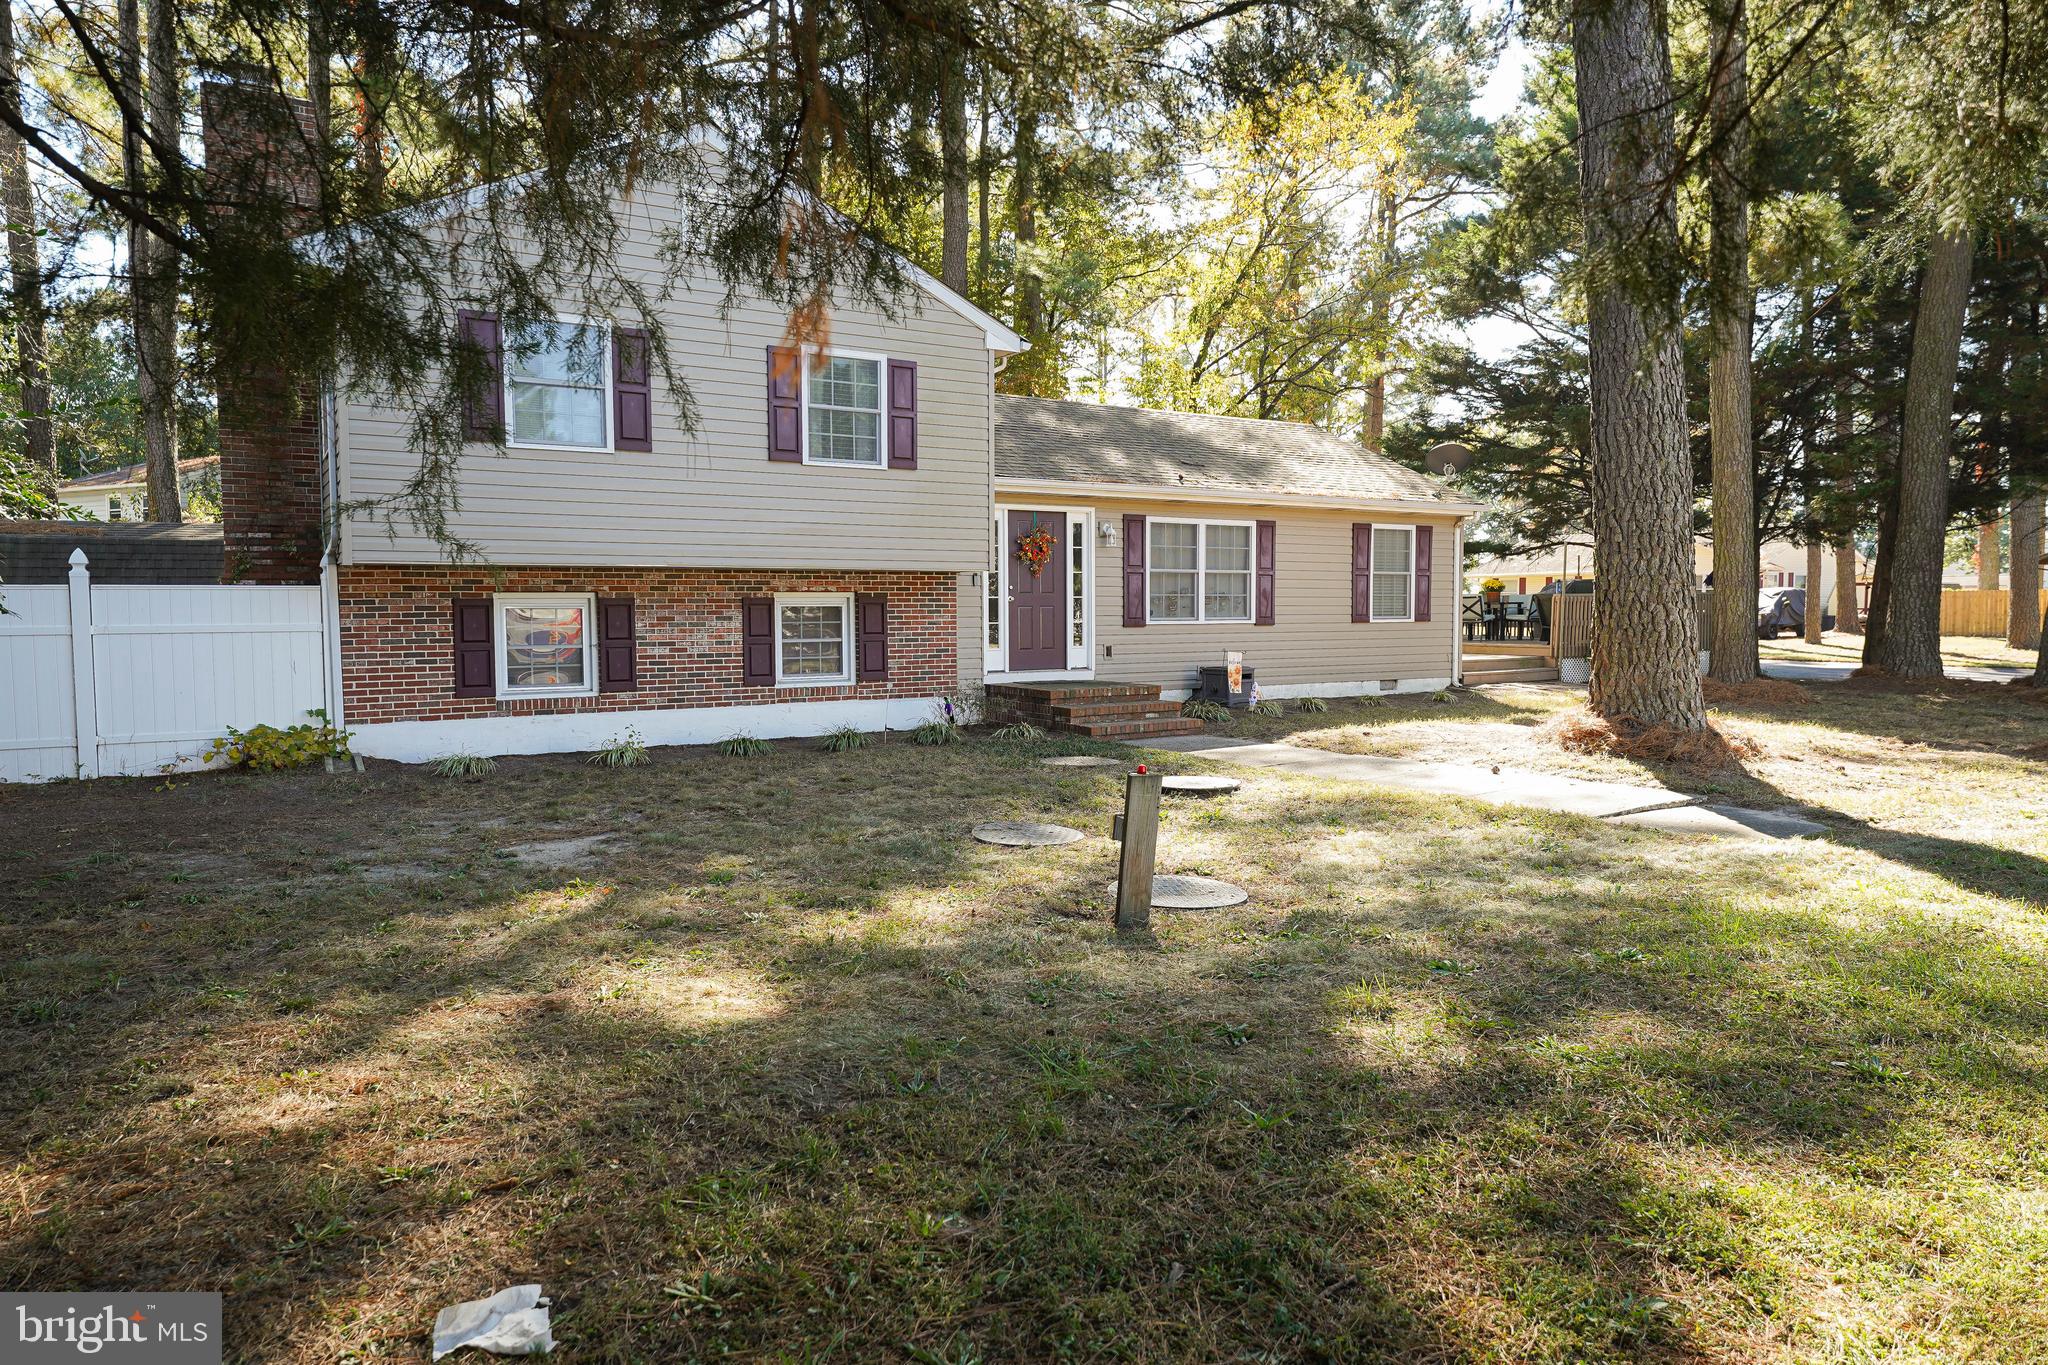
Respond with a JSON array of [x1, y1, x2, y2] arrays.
[[1939, 589, 2045, 637], [1547, 591, 1715, 661]]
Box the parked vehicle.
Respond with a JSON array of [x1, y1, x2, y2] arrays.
[[1756, 587, 1834, 638]]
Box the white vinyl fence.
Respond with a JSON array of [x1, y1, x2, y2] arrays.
[[1, 549, 330, 782]]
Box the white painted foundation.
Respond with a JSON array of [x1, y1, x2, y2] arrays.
[[350, 695, 949, 764]]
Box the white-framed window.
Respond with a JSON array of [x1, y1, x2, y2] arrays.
[[504, 318, 611, 451], [803, 349, 885, 466], [105, 494, 126, 521], [775, 592, 854, 686], [496, 593, 597, 697], [1371, 525, 1416, 622], [1149, 519, 1254, 623]]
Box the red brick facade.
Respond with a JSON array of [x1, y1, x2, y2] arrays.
[[218, 372, 322, 584], [339, 565, 958, 726], [204, 78, 326, 586]]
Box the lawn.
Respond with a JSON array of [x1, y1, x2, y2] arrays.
[[3, 680, 2047, 1363], [1759, 629, 2039, 673]]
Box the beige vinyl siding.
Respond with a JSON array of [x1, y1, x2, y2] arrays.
[[340, 182, 995, 572], [999, 494, 1460, 691], [956, 570, 984, 699]]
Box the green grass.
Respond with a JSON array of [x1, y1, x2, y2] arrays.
[[2, 680, 2046, 1361], [1761, 628, 2038, 672]]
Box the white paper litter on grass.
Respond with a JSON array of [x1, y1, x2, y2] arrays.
[[431, 1284, 554, 1359]]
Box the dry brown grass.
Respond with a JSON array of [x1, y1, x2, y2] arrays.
[[1701, 677, 1810, 707], [1539, 707, 1764, 768]]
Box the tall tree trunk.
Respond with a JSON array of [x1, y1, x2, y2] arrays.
[[1867, 230, 1973, 677], [1362, 193, 1395, 448], [1706, 0, 1757, 683], [358, 31, 390, 207], [121, 0, 182, 522], [1012, 93, 1041, 340], [973, 64, 990, 305], [1864, 479, 1899, 657], [307, 7, 330, 145], [1976, 518, 2000, 590], [0, 0, 49, 480], [1804, 540, 1824, 642], [1571, 0, 1706, 730], [1835, 538, 1861, 632], [938, 49, 969, 296], [1834, 373, 1861, 633], [2012, 493, 2043, 649]]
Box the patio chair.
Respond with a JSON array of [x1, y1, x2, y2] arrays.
[[1501, 597, 1532, 640], [1528, 593, 1552, 645], [1462, 595, 1485, 641]]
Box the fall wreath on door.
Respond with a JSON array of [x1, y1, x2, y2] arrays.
[[1016, 520, 1057, 576]]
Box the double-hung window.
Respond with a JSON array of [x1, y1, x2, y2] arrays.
[[1371, 526, 1415, 622], [497, 593, 596, 697], [776, 593, 854, 685], [804, 352, 884, 466], [505, 319, 610, 450], [1149, 520, 1254, 623]]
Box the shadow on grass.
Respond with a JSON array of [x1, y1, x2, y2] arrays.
[[1, 744, 2044, 1360]]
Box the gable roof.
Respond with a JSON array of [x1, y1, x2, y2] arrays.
[[994, 397, 1478, 512], [294, 136, 1026, 354], [59, 456, 220, 492]]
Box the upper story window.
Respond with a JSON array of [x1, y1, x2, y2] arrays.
[[497, 593, 596, 697], [1149, 519, 1253, 623], [506, 320, 610, 451], [805, 352, 884, 466]]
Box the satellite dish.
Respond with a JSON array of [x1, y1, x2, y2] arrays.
[[1425, 441, 1473, 476]]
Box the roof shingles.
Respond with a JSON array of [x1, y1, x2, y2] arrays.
[[994, 396, 1459, 507]]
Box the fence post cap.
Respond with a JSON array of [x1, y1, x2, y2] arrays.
[[67, 548, 89, 569]]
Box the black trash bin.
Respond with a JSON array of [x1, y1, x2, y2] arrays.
[[1194, 665, 1257, 708]]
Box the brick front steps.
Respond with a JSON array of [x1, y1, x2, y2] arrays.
[[985, 682, 1205, 740]]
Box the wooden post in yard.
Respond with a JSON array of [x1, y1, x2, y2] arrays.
[[1114, 767, 1163, 935]]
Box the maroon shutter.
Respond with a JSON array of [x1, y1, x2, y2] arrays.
[[886, 360, 917, 469], [1414, 526, 1434, 623], [767, 347, 802, 461], [1122, 514, 1147, 627], [456, 310, 503, 442], [741, 595, 775, 684], [613, 328, 652, 452], [1255, 520, 1276, 626], [452, 597, 495, 697], [1352, 524, 1373, 623], [597, 597, 637, 692], [856, 593, 888, 680]]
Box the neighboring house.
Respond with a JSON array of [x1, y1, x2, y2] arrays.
[[1464, 541, 1595, 594], [205, 78, 1478, 764], [56, 457, 221, 522], [1468, 537, 1873, 609]]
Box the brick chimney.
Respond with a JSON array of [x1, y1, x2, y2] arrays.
[[204, 73, 324, 584]]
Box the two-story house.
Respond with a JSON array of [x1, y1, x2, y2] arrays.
[[208, 79, 1478, 764]]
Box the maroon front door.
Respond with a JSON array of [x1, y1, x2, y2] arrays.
[[1007, 510, 1066, 672]]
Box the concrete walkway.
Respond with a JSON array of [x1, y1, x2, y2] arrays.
[[1138, 736, 1827, 841]]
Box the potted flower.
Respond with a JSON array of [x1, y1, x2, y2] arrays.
[[1481, 576, 1505, 604]]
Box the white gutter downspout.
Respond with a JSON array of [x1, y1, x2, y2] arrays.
[[319, 386, 346, 731]]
